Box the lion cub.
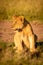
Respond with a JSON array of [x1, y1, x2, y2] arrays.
[[12, 16, 37, 54]]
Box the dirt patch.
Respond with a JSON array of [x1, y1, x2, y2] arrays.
[[0, 20, 43, 42]]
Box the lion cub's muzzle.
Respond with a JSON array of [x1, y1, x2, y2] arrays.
[[15, 28, 22, 32]]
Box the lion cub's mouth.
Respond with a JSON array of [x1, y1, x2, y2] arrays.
[[15, 28, 22, 32]]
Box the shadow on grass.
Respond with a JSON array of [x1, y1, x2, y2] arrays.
[[35, 41, 43, 48], [29, 41, 43, 59], [33, 41, 43, 58]]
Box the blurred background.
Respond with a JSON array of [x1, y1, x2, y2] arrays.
[[0, 0, 43, 21]]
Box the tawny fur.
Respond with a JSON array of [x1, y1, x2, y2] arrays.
[[12, 16, 37, 54]]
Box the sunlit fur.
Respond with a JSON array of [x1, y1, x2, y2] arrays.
[[12, 16, 37, 54]]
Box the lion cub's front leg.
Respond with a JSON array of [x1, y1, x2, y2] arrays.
[[29, 34, 37, 53], [14, 31, 23, 54], [22, 36, 30, 50]]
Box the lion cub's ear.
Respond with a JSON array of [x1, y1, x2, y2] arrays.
[[12, 16, 17, 21], [19, 16, 24, 22]]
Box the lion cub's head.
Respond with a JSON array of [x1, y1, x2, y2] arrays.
[[12, 16, 24, 30]]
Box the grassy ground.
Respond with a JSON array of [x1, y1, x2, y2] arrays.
[[0, 0, 43, 21], [0, 41, 43, 65]]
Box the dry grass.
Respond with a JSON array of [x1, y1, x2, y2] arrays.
[[0, 0, 43, 21], [0, 41, 43, 65]]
